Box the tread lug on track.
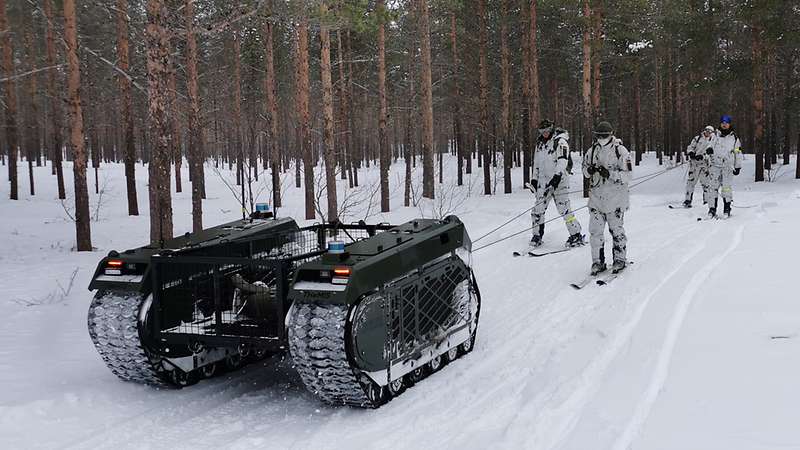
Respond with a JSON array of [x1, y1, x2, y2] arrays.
[[87, 291, 173, 388], [289, 303, 375, 408]]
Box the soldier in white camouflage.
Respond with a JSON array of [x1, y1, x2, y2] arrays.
[[704, 115, 742, 218], [582, 121, 633, 275], [529, 119, 584, 248], [683, 125, 715, 208]]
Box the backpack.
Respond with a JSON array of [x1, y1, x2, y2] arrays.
[[552, 134, 574, 174]]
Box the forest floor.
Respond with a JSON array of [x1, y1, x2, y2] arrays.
[[1, 153, 800, 450]]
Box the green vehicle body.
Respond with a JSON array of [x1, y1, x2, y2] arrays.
[[289, 216, 477, 375]]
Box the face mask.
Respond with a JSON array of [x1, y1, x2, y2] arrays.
[[597, 136, 612, 146]]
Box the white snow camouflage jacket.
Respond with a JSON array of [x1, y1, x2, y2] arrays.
[[582, 138, 632, 213], [687, 133, 715, 161], [709, 129, 743, 169], [533, 130, 570, 186]]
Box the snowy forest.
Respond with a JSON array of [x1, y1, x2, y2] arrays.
[[3, 2, 800, 449], [1, 0, 799, 249]]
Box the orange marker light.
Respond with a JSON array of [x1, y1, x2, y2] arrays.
[[333, 267, 351, 277], [107, 260, 124, 268]]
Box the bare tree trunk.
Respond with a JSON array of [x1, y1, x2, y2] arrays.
[[335, 32, 350, 186], [295, 15, 314, 219], [145, 0, 174, 245], [634, 63, 642, 165], [63, 0, 91, 250], [115, 0, 138, 213], [591, 0, 603, 118], [168, 64, 182, 193], [521, 0, 530, 185], [478, 0, 490, 195], [528, 0, 540, 137], [0, 0, 18, 200], [376, 0, 390, 212], [320, 3, 338, 221], [345, 31, 357, 187], [264, 11, 281, 209], [449, 11, 463, 187], [23, 30, 37, 196], [185, 0, 203, 232], [752, 24, 765, 182], [501, 0, 511, 194], [783, 54, 796, 166], [581, 0, 592, 197], [44, 0, 66, 199], [404, 38, 415, 207], [418, 0, 435, 199]]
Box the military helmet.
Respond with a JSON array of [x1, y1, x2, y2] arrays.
[[593, 121, 614, 138], [537, 119, 554, 135]]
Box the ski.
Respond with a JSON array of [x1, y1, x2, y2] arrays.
[[571, 261, 633, 289], [528, 248, 573, 257], [570, 275, 597, 290], [667, 203, 691, 209], [597, 261, 634, 286], [514, 246, 579, 257], [596, 273, 619, 286]]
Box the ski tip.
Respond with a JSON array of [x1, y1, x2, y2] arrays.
[[512, 251, 522, 257]]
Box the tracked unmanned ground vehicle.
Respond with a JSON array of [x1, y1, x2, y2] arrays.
[[87, 214, 480, 407]]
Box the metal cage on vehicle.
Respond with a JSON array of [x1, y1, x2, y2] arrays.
[[149, 223, 394, 352]]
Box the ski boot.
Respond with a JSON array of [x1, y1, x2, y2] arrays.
[[529, 234, 543, 248], [682, 199, 692, 208], [708, 198, 718, 218], [591, 261, 607, 276], [611, 260, 627, 274], [723, 201, 731, 218], [565, 233, 585, 247]]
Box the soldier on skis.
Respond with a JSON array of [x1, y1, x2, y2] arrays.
[[704, 115, 742, 218], [682, 125, 715, 208], [583, 121, 633, 276], [529, 119, 584, 248]]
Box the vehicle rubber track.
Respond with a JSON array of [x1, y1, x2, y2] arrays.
[[288, 302, 375, 408], [88, 290, 172, 388]]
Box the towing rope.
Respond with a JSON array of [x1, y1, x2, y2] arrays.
[[472, 162, 685, 253]]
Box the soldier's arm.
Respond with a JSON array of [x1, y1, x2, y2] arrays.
[[733, 137, 743, 169], [582, 149, 593, 179], [555, 140, 569, 175]]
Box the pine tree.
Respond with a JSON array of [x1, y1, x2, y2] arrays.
[[63, 0, 92, 250], [0, 0, 19, 200]]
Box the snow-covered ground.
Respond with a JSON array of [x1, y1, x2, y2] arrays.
[[1, 153, 799, 450]]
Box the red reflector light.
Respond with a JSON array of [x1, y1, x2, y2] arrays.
[[333, 267, 351, 277], [107, 260, 124, 268]]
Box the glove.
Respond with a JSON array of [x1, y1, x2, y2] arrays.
[[531, 179, 538, 190], [586, 166, 596, 175], [733, 167, 740, 176], [597, 166, 610, 179], [706, 148, 714, 155], [547, 174, 562, 189]]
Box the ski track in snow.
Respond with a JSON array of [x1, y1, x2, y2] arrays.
[[611, 224, 746, 450], [503, 220, 709, 449], [533, 225, 730, 450]]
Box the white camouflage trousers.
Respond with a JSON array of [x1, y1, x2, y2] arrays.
[[531, 184, 581, 237], [685, 160, 709, 203], [589, 207, 627, 264], [704, 165, 733, 204]]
